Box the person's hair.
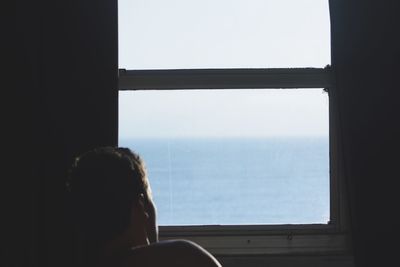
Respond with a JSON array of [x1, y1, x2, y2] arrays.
[[66, 146, 151, 246]]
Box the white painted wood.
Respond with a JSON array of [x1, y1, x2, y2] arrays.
[[163, 234, 347, 255], [217, 255, 354, 267], [160, 231, 349, 256]]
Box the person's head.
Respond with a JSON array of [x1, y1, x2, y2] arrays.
[[67, 146, 158, 251]]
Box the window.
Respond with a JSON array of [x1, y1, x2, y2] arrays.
[[118, 0, 350, 256], [120, 88, 329, 226], [118, 0, 330, 69]]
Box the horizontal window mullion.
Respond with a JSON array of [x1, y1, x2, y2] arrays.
[[118, 68, 334, 90], [159, 224, 336, 237]]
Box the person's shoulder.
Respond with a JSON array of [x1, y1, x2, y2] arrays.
[[159, 239, 220, 263], [157, 239, 207, 252], [122, 240, 221, 267]]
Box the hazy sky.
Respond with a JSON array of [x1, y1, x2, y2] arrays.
[[119, 0, 330, 69], [118, 0, 330, 139], [119, 89, 329, 138]]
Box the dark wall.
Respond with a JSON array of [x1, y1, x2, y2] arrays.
[[13, 1, 117, 266], [330, 1, 400, 266], [11, 1, 400, 267]]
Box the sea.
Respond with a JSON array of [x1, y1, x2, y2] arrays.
[[119, 137, 330, 226]]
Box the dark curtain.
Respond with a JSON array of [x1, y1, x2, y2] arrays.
[[329, 1, 400, 266], [13, 1, 118, 267]]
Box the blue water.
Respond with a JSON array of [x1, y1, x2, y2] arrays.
[[119, 137, 330, 226]]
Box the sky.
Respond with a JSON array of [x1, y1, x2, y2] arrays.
[[118, 0, 330, 139]]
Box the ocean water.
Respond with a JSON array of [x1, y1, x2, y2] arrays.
[[119, 137, 330, 226]]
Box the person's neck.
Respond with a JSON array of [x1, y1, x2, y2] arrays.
[[93, 237, 147, 267], [103, 227, 150, 258]]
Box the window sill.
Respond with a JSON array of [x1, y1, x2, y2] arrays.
[[159, 224, 350, 256]]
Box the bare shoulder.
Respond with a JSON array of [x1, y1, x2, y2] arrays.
[[165, 239, 221, 265], [121, 240, 222, 267]]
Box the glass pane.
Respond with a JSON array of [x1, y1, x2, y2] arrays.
[[119, 0, 331, 69], [119, 89, 330, 225]]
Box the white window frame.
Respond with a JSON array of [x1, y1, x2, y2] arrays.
[[118, 67, 352, 256]]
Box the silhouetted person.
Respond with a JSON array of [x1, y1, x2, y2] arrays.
[[67, 146, 221, 267]]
